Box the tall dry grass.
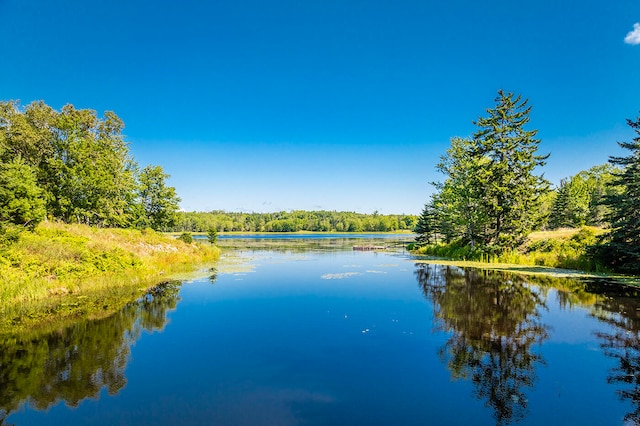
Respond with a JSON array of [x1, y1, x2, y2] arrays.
[[414, 226, 608, 272], [0, 222, 220, 331]]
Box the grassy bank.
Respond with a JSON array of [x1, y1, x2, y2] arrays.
[[412, 227, 639, 286], [0, 222, 220, 334], [413, 227, 616, 274]]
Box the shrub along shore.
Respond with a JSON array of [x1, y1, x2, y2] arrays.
[[0, 222, 220, 335]]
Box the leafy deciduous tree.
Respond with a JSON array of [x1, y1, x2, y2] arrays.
[[548, 164, 618, 229], [137, 165, 181, 231]]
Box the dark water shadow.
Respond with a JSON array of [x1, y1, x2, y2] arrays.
[[533, 276, 640, 424], [585, 280, 640, 425]]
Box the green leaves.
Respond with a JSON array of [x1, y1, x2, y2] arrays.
[[0, 100, 181, 231], [548, 164, 618, 229], [137, 165, 181, 231], [172, 210, 417, 233], [207, 227, 218, 244], [47, 104, 138, 226]]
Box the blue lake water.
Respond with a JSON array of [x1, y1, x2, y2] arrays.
[[2, 237, 639, 425]]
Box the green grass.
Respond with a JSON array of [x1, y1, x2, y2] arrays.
[[413, 226, 614, 274], [0, 222, 220, 334]]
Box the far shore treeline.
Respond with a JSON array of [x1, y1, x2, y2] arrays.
[[173, 210, 418, 233], [1, 95, 640, 275], [0, 100, 416, 237]]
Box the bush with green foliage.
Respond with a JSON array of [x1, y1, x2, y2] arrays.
[[0, 157, 46, 228], [207, 228, 218, 244], [177, 232, 193, 244]]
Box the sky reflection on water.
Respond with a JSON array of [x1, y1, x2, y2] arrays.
[[2, 239, 639, 425]]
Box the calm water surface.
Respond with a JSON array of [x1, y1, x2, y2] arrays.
[[2, 236, 639, 425]]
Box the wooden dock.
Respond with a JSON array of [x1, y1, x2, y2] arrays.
[[353, 245, 387, 251]]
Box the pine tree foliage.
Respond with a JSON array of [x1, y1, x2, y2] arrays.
[[601, 115, 640, 273], [415, 200, 437, 244], [425, 90, 549, 252], [0, 158, 46, 228], [435, 137, 491, 247], [548, 179, 572, 229], [471, 90, 550, 249]]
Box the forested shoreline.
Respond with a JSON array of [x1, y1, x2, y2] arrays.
[[0, 100, 181, 232], [173, 210, 417, 233], [2, 95, 640, 279], [0, 101, 219, 330], [413, 90, 640, 274]]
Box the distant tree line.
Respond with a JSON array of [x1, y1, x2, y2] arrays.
[[0, 100, 180, 231], [414, 90, 640, 273], [173, 210, 417, 233], [4, 96, 639, 274]]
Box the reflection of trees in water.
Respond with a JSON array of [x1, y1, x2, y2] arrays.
[[525, 275, 598, 309], [524, 274, 640, 422], [590, 284, 640, 425], [208, 267, 218, 284], [0, 280, 182, 423], [530, 276, 640, 424], [418, 263, 640, 425], [416, 264, 548, 425]]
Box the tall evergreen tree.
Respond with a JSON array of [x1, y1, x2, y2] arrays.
[[414, 200, 437, 245], [601, 114, 640, 273], [0, 157, 46, 228], [471, 90, 550, 249], [430, 91, 549, 252], [548, 179, 573, 229]]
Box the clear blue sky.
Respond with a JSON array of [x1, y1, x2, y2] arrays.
[[1, 0, 639, 214]]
